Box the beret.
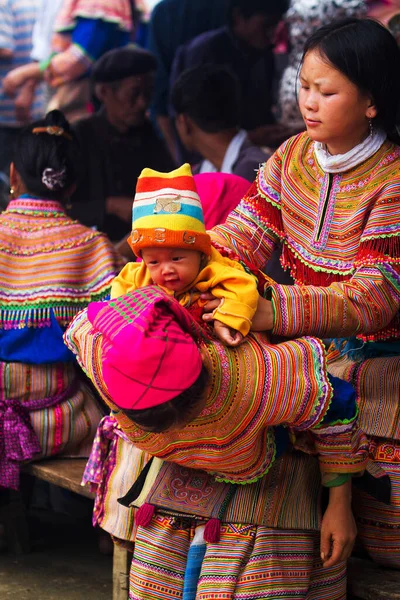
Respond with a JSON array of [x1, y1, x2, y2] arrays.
[[92, 45, 157, 83]]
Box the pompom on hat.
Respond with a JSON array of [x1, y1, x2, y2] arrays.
[[129, 163, 212, 257], [87, 286, 204, 411]]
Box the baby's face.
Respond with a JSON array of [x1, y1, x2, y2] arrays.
[[142, 247, 202, 293]]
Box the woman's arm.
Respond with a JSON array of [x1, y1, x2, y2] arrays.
[[47, 18, 126, 87], [210, 148, 287, 270], [271, 262, 400, 339], [320, 480, 356, 567]]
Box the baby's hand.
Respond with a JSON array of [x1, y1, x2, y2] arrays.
[[213, 320, 244, 347]]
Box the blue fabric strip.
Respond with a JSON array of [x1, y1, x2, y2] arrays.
[[183, 543, 206, 600], [322, 373, 357, 423], [134, 202, 205, 224]]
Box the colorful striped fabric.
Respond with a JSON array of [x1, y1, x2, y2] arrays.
[[66, 297, 368, 484], [0, 359, 104, 488], [210, 132, 400, 568], [0, 196, 120, 489], [129, 515, 347, 600], [81, 427, 327, 540], [354, 437, 400, 568], [0, 198, 120, 333], [0, 0, 44, 126], [211, 132, 400, 343], [82, 416, 151, 540]]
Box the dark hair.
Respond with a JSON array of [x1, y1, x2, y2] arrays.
[[13, 110, 81, 201], [301, 18, 400, 140], [121, 364, 209, 433], [171, 64, 240, 133], [227, 0, 289, 25]]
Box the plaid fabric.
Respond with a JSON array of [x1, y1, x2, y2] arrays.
[[86, 287, 204, 410]]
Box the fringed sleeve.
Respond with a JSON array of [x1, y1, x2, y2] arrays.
[[271, 188, 400, 341], [210, 143, 288, 270]]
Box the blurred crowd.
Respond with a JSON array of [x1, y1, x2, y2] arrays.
[[0, 0, 399, 242]]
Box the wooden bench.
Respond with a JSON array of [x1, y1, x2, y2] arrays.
[[348, 557, 400, 600], [7, 458, 132, 600]]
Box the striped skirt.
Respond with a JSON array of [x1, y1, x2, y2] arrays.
[[0, 360, 104, 489], [129, 515, 346, 600], [327, 350, 400, 567], [353, 438, 400, 568]]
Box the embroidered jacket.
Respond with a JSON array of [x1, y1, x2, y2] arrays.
[[0, 197, 120, 363], [211, 132, 400, 342]]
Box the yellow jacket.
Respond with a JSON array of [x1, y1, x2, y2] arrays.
[[111, 247, 258, 336]]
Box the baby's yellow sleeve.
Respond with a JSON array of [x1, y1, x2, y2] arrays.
[[195, 250, 259, 336], [111, 261, 153, 299]]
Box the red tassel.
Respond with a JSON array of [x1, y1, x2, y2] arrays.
[[135, 503, 155, 527], [204, 518, 221, 543], [281, 245, 349, 286]]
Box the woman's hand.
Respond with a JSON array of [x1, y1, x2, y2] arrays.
[[250, 296, 274, 331], [201, 293, 222, 322], [320, 481, 357, 568], [202, 293, 275, 331]]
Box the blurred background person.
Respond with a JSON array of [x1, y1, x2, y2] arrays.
[[69, 46, 175, 242], [133, 0, 162, 48], [171, 64, 270, 182], [368, 0, 400, 23], [170, 0, 293, 152], [0, 109, 120, 494], [148, 0, 226, 159], [0, 0, 44, 183], [278, 0, 367, 130], [3, 0, 134, 123]]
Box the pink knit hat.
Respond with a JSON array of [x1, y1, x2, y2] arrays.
[[87, 287, 203, 410]]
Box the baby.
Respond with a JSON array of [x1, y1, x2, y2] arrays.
[[112, 163, 259, 346]]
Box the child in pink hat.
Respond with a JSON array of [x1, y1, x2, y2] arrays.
[[65, 285, 367, 488]]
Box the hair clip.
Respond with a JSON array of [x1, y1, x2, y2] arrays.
[[42, 167, 67, 191], [32, 126, 73, 141]]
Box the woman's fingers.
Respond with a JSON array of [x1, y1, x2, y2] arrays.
[[201, 294, 222, 320]]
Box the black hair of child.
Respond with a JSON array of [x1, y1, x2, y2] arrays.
[[122, 364, 210, 433], [13, 110, 82, 202], [302, 18, 400, 142], [171, 64, 241, 134]]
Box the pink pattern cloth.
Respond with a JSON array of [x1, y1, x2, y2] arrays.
[[193, 173, 251, 229], [87, 288, 204, 411], [0, 378, 79, 490], [83, 415, 128, 527], [0, 400, 41, 490]]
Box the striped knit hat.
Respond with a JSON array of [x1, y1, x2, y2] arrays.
[[129, 163, 212, 257]]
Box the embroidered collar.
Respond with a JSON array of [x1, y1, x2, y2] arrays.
[[314, 128, 387, 173], [6, 197, 66, 216]]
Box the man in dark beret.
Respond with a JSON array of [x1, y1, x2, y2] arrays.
[[69, 46, 175, 242]]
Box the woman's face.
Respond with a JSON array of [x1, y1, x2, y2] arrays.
[[298, 49, 377, 155]]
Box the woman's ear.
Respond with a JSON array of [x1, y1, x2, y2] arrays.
[[366, 99, 378, 120], [9, 163, 26, 198]]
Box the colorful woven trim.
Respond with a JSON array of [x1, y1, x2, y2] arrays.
[[250, 133, 400, 285], [0, 197, 117, 330]]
